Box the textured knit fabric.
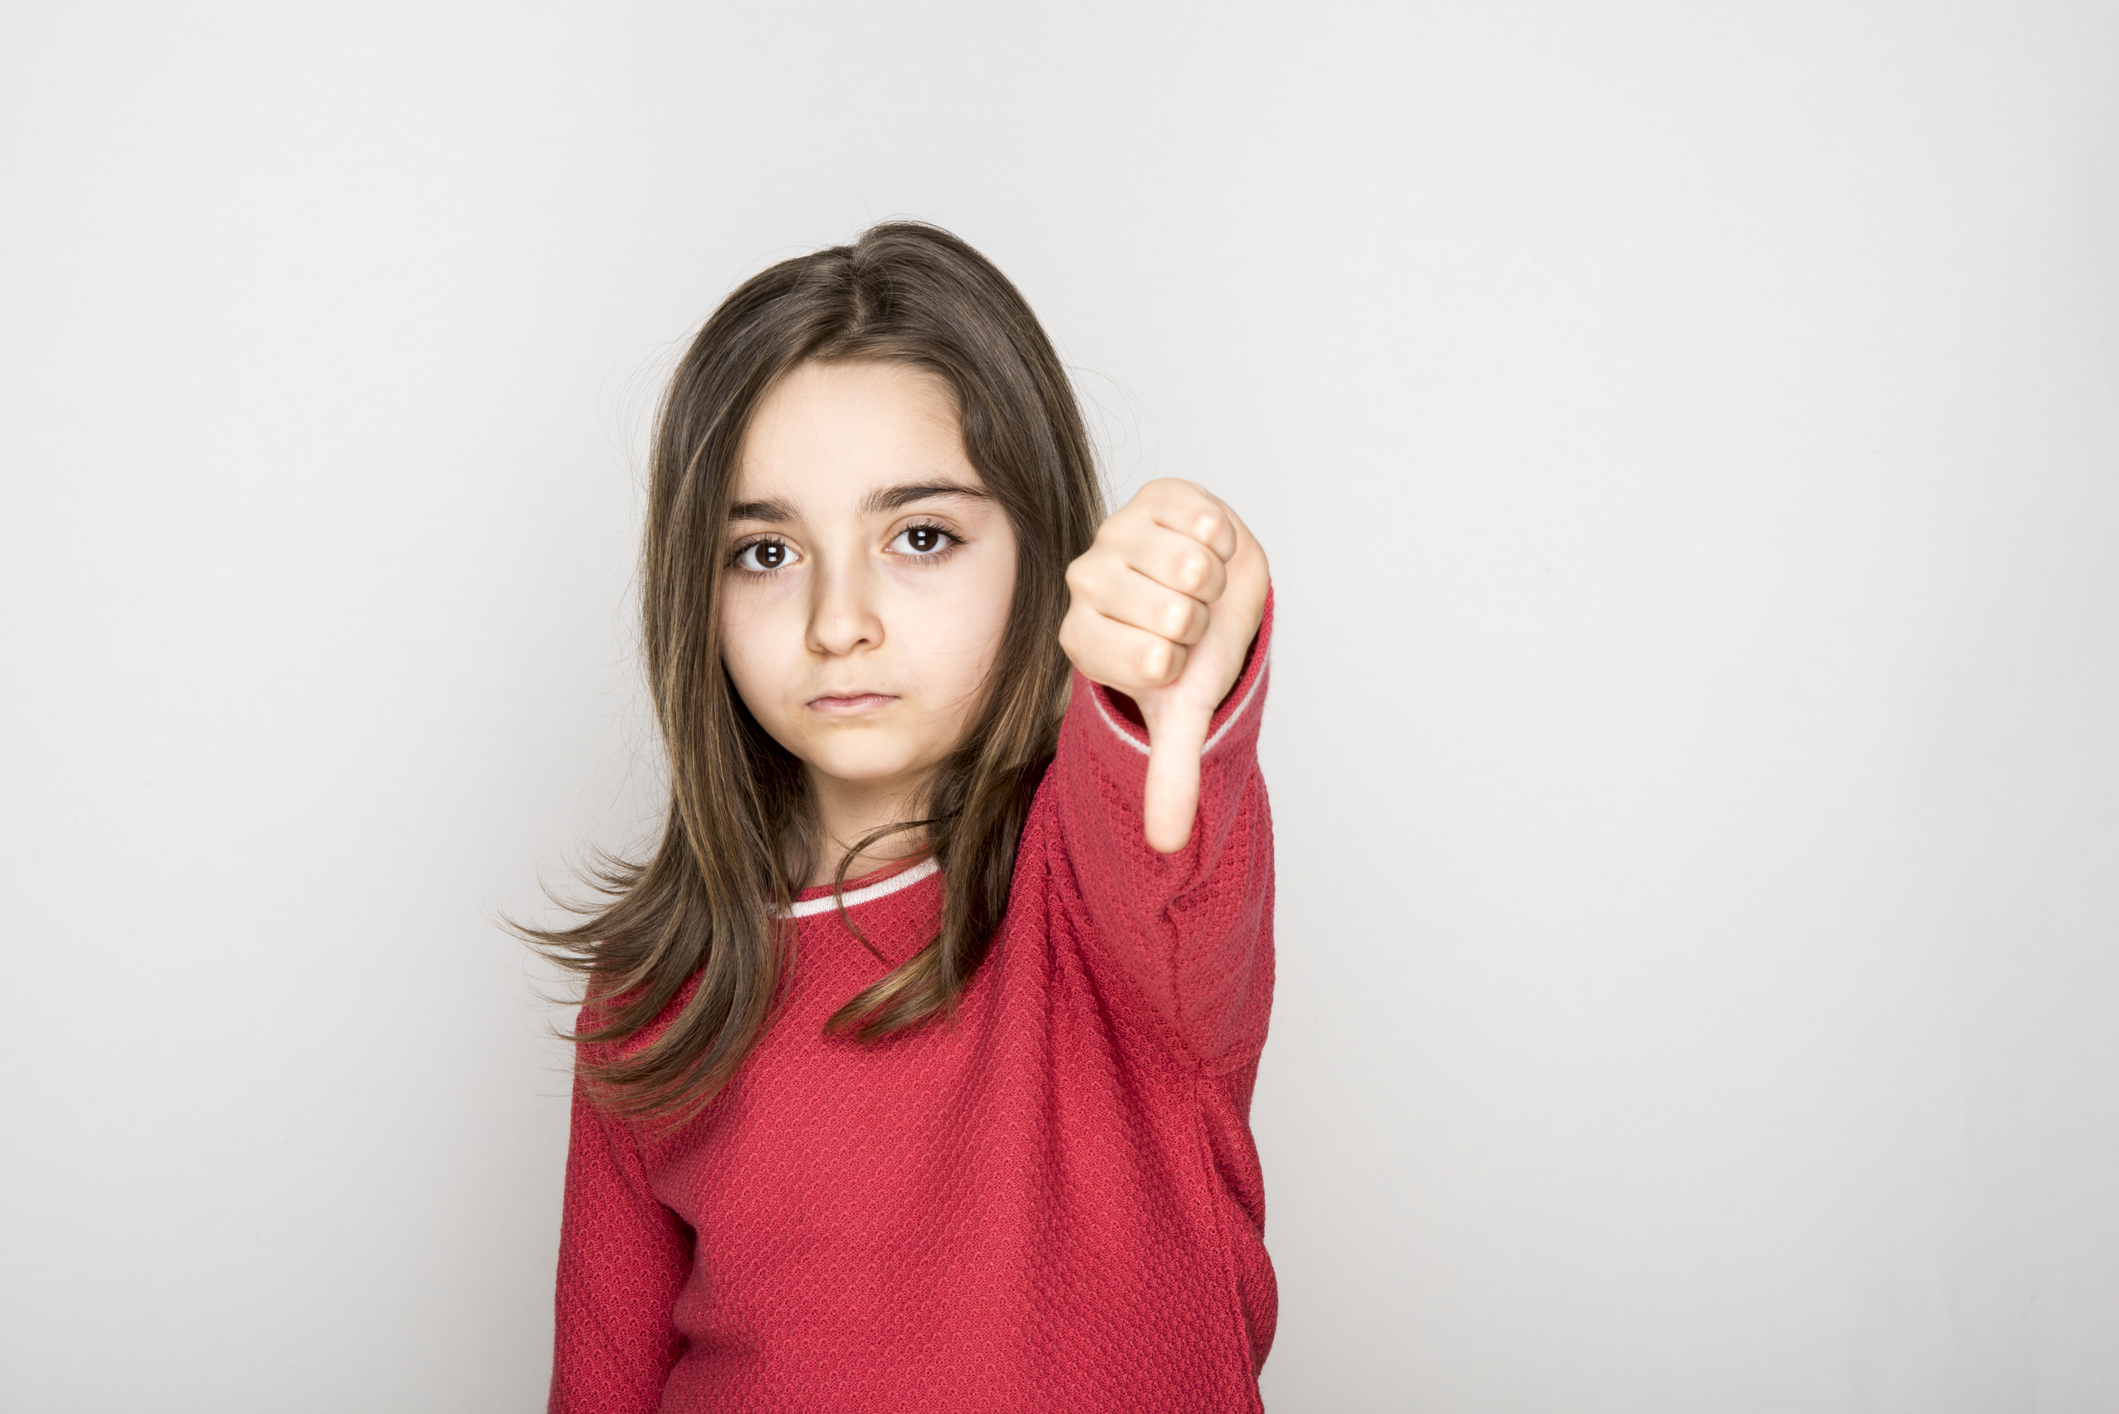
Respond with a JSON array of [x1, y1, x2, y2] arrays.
[[550, 596, 1276, 1413]]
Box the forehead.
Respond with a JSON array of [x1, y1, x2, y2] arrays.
[[735, 360, 974, 503]]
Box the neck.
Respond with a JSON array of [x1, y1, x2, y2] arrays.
[[804, 766, 933, 888]]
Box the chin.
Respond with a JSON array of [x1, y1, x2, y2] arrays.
[[804, 742, 930, 788]]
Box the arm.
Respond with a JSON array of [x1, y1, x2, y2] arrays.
[[1055, 479, 1274, 1069], [548, 1048, 689, 1413], [1053, 594, 1274, 1069]]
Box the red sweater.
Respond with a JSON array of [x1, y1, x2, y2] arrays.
[[550, 598, 1276, 1413]]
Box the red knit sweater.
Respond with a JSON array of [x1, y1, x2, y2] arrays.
[[550, 598, 1276, 1413]]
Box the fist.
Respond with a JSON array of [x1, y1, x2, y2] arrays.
[[1059, 479, 1270, 853]]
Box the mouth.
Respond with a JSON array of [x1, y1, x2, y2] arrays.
[[806, 692, 899, 715]]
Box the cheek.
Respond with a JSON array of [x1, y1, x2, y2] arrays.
[[903, 555, 1016, 710], [718, 592, 799, 718]]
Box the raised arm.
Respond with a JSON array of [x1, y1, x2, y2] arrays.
[[1054, 480, 1274, 1069]]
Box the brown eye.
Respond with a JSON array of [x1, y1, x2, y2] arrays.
[[734, 540, 795, 573], [890, 525, 956, 556]]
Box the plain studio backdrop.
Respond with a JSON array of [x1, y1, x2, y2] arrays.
[[4, 3, 2116, 1410]]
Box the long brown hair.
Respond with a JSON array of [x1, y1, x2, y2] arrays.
[[524, 223, 1103, 1122]]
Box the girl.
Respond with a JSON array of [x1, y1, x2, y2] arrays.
[[533, 222, 1276, 1413]]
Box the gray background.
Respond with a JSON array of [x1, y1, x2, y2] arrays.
[[5, 3, 2117, 1410]]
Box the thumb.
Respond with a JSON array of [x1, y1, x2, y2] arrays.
[[1141, 698, 1209, 854]]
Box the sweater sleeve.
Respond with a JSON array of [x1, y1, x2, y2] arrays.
[[549, 1040, 690, 1413], [1052, 585, 1275, 1072]]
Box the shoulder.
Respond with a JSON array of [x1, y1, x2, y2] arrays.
[[575, 971, 703, 1066]]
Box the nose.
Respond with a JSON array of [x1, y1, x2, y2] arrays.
[[805, 550, 883, 657]]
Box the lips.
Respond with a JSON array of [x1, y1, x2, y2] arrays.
[[807, 692, 898, 714]]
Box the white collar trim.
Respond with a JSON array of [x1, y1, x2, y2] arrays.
[[778, 856, 940, 919]]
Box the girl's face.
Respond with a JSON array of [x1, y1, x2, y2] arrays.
[[720, 359, 1019, 806]]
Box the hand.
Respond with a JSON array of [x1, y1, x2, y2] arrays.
[[1059, 479, 1270, 853]]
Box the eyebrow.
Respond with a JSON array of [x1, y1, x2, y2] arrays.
[[727, 497, 798, 524], [862, 481, 989, 514], [725, 481, 989, 524]]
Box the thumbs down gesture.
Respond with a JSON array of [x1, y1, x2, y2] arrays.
[[1059, 479, 1271, 854]]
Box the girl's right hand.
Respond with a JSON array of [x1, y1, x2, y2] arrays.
[[1059, 479, 1270, 853]]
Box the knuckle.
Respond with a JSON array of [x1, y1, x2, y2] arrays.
[[1066, 557, 1109, 601]]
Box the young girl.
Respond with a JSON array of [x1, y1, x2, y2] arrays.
[[535, 222, 1276, 1413]]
